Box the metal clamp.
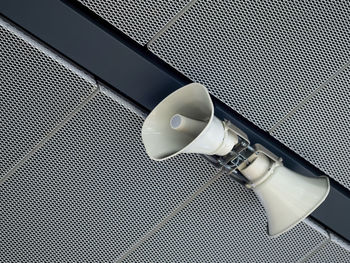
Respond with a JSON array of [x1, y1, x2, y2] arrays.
[[203, 121, 282, 186], [218, 120, 253, 185], [223, 120, 250, 145], [254, 143, 282, 163]]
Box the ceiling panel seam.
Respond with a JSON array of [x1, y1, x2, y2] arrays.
[[297, 236, 331, 263], [146, 0, 198, 49], [98, 82, 148, 119], [330, 232, 350, 251], [0, 15, 96, 87], [0, 88, 99, 185], [298, 219, 350, 260], [115, 169, 225, 263], [269, 61, 350, 133], [303, 218, 329, 237]]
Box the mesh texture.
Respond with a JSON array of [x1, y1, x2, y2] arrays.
[[149, 0, 350, 130], [0, 23, 96, 180], [123, 176, 327, 263], [2, 3, 350, 262], [78, 0, 190, 45], [306, 240, 350, 263], [272, 67, 350, 190], [0, 92, 217, 262]]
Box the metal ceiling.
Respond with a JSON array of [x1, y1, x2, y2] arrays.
[[1, 0, 350, 262], [146, 0, 350, 193], [0, 18, 340, 262]]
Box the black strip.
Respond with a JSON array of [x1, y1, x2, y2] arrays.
[[1, 0, 350, 241]]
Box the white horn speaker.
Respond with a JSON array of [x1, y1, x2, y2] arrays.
[[239, 153, 330, 237], [142, 83, 238, 160], [141, 82, 330, 237]]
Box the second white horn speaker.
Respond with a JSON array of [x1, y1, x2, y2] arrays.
[[142, 83, 238, 160]]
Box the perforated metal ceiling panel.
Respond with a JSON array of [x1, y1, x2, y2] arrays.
[[271, 67, 350, 190], [306, 238, 350, 263], [77, 0, 190, 45], [148, 0, 350, 130], [2, 3, 350, 262], [0, 91, 217, 262], [122, 176, 327, 263], [0, 19, 96, 181]]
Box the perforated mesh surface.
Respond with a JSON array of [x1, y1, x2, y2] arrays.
[[77, 0, 190, 45], [123, 176, 327, 263], [272, 67, 350, 190], [149, 0, 350, 130], [0, 22, 96, 180], [2, 3, 350, 262], [306, 240, 350, 263], [0, 92, 217, 262]]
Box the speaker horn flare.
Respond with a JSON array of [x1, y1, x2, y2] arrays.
[[142, 83, 238, 160]]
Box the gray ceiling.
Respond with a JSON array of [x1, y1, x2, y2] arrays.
[[306, 234, 350, 263], [122, 176, 327, 263], [79, 0, 350, 192], [0, 23, 96, 181], [1, 0, 350, 262], [148, 1, 350, 192], [79, 0, 191, 45]]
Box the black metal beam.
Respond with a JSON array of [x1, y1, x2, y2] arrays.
[[1, 0, 350, 241]]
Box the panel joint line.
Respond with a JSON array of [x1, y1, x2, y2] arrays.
[[146, 0, 198, 49], [115, 168, 225, 262], [0, 88, 99, 185], [269, 61, 350, 133], [297, 235, 331, 263]]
